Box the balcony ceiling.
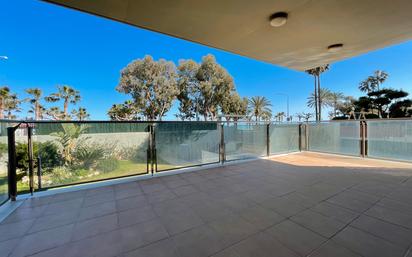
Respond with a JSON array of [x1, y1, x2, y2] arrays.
[[45, 0, 412, 71]]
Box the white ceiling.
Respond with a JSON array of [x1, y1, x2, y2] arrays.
[[45, 0, 412, 71]]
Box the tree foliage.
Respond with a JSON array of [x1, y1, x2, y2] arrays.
[[116, 55, 178, 121], [107, 100, 141, 121], [221, 93, 248, 121]]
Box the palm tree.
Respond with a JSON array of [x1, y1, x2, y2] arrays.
[[305, 69, 318, 121], [51, 123, 89, 165], [72, 107, 90, 121], [4, 94, 21, 119], [329, 92, 344, 117], [302, 112, 313, 122], [25, 88, 44, 120], [296, 113, 304, 122], [274, 112, 285, 122], [305, 64, 330, 121], [307, 88, 332, 114], [46, 85, 81, 119], [358, 78, 374, 93], [261, 111, 272, 121], [373, 70, 388, 91], [0, 86, 10, 119], [248, 96, 272, 121]]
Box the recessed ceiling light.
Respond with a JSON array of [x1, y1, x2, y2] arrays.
[[270, 12, 288, 27], [327, 43, 344, 53]]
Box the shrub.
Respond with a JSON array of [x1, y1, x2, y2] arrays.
[[37, 141, 63, 173], [16, 141, 62, 173], [72, 144, 105, 169], [0, 143, 7, 158], [97, 158, 120, 173]]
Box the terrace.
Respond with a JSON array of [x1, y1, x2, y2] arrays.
[[1, 151, 412, 257], [0, 120, 412, 257], [2, 0, 412, 256]]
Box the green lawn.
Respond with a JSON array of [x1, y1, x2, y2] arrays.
[[17, 160, 178, 193], [0, 173, 8, 202]]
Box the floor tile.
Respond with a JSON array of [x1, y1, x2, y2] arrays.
[[118, 218, 169, 253], [124, 238, 180, 257], [29, 210, 79, 233], [10, 224, 74, 257], [172, 185, 198, 196], [158, 207, 204, 235], [239, 205, 285, 230], [118, 205, 157, 227], [0, 238, 20, 257], [208, 214, 259, 247], [71, 213, 118, 241], [326, 190, 380, 213], [290, 209, 346, 238], [172, 224, 227, 257], [350, 214, 412, 248], [365, 205, 412, 229], [0, 219, 35, 242], [332, 226, 405, 257], [310, 202, 358, 224], [116, 195, 149, 212], [266, 220, 327, 256], [308, 240, 361, 257], [78, 201, 117, 221], [226, 232, 299, 257]]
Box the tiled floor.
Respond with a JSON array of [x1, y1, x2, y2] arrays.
[[1, 152, 412, 257]]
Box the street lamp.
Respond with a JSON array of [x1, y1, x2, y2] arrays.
[[0, 56, 8, 60], [274, 93, 289, 121]]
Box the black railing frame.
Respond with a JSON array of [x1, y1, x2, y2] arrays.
[[7, 125, 19, 201]]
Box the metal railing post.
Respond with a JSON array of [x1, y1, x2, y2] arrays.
[[153, 123, 157, 173], [305, 123, 309, 151], [298, 123, 302, 151], [147, 124, 156, 175], [37, 157, 42, 189], [27, 126, 34, 195], [7, 127, 17, 201], [360, 121, 367, 158], [219, 123, 225, 164], [266, 123, 270, 156]]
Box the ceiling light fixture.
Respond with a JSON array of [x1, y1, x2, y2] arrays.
[[327, 43, 344, 53], [270, 12, 288, 27]]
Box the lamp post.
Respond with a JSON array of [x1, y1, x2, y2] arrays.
[[274, 93, 289, 122]]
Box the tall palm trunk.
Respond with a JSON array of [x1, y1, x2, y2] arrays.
[[317, 75, 322, 121], [314, 76, 318, 122], [63, 99, 69, 117], [35, 103, 40, 120]]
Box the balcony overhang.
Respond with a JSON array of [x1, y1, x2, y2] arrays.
[[44, 0, 412, 71]]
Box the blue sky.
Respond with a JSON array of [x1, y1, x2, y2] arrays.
[[1, 0, 412, 120]]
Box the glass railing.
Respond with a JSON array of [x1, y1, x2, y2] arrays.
[[224, 122, 267, 161], [25, 122, 150, 190], [155, 122, 220, 171], [269, 123, 300, 154], [6, 119, 411, 195], [308, 121, 360, 156], [367, 120, 412, 162], [0, 121, 9, 204]]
